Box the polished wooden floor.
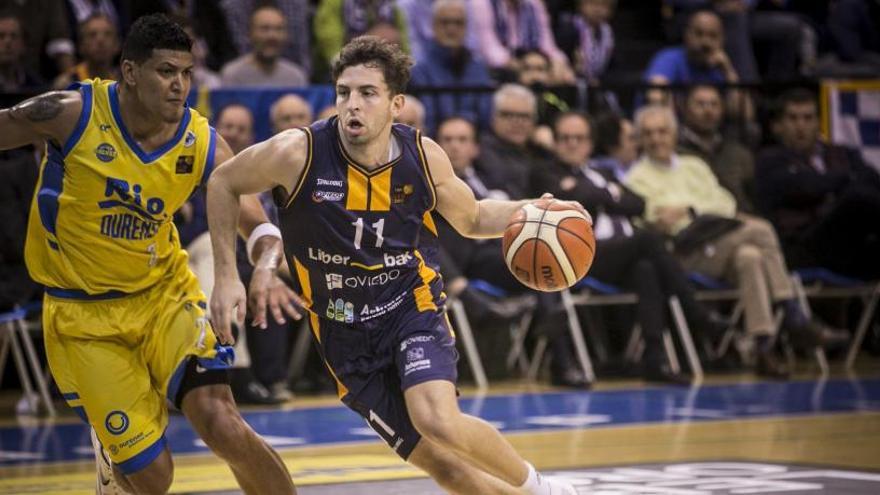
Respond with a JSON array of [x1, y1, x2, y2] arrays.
[[1, 363, 879, 494]]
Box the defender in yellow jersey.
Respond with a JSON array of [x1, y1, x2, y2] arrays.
[[0, 15, 297, 495]]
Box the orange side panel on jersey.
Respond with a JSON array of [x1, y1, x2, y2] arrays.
[[369, 167, 392, 212], [293, 256, 313, 309], [346, 166, 369, 211], [422, 211, 438, 236], [308, 312, 349, 399], [412, 250, 438, 312]]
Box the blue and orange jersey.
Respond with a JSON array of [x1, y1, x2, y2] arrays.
[[25, 79, 216, 296], [276, 117, 445, 325]]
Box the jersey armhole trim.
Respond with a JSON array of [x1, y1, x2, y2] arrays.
[[283, 127, 313, 208], [200, 126, 217, 187], [415, 130, 437, 212], [61, 82, 93, 157]]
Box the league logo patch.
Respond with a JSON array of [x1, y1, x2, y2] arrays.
[[105, 410, 129, 436], [392, 184, 414, 204], [95, 143, 117, 163], [176, 155, 194, 174], [184, 130, 196, 148]]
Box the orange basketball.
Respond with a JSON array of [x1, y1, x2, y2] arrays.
[[502, 198, 595, 292]]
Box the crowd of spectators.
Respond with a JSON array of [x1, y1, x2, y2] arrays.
[[0, 0, 878, 399]]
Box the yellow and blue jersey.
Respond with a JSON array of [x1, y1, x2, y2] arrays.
[[276, 117, 444, 325], [25, 78, 216, 296]]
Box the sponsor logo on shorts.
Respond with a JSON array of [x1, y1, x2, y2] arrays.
[[400, 334, 435, 351], [105, 410, 129, 435]]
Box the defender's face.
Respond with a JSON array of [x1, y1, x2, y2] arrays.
[[335, 64, 402, 145], [128, 49, 193, 123]]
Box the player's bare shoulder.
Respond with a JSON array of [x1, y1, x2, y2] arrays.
[[418, 135, 456, 186], [261, 127, 312, 196], [7, 90, 84, 142]]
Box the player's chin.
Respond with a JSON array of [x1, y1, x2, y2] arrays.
[[162, 107, 186, 124]]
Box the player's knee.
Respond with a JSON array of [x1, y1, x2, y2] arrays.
[[197, 404, 253, 458], [411, 412, 463, 449]]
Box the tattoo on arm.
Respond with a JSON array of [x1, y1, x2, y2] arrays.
[[10, 92, 66, 122]]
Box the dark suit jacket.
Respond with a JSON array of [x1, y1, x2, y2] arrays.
[[530, 158, 645, 219], [755, 143, 880, 241]]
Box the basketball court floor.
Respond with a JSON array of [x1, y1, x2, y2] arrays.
[[1, 368, 879, 494]]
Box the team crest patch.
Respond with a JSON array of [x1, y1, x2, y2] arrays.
[[105, 410, 129, 435], [176, 155, 194, 174], [184, 130, 196, 147], [95, 143, 117, 163], [392, 184, 414, 204]]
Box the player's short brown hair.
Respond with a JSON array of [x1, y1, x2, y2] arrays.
[[331, 36, 413, 96]]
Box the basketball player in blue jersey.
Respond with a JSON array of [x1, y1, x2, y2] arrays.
[[209, 36, 587, 494], [0, 15, 297, 495]]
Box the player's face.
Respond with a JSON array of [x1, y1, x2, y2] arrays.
[[639, 112, 676, 163], [335, 64, 403, 146], [554, 115, 592, 167], [778, 101, 819, 154], [126, 49, 194, 124]]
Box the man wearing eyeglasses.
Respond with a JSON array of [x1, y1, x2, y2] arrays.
[[478, 83, 552, 199]]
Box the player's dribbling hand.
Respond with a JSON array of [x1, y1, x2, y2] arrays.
[[210, 277, 247, 345], [539, 193, 593, 225], [249, 268, 304, 329]]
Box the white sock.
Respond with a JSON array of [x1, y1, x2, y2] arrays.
[[519, 462, 550, 495]]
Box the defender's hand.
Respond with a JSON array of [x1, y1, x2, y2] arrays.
[[210, 276, 247, 345], [249, 267, 304, 329]]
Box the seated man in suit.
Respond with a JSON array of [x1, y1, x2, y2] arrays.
[[535, 111, 724, 384], [436, 116, 588, 388], [756, 88, 880, 280]]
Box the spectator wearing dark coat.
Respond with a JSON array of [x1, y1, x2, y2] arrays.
[[756, 88, 880, 279]]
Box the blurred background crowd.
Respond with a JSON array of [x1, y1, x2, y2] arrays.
[[0, 0, 879, 404]]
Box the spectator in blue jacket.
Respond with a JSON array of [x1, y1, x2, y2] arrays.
[[410, 0, 494, 134]]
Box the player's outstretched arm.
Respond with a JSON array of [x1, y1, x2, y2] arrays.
[[424, 137, 590, 239], [207, 129, 308, 344], [0, 90, 82, 151]]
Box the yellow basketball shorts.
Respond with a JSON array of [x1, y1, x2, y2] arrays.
[[43, 269, 232, 473]]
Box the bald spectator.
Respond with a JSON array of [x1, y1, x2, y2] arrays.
[[216, 104, 255, 154], [0, 13, 44, 91], [626, 105, 848, 378], [53, 13, 119, 89], [645, 9, 751, 119], [221, 5, 307, 88], [270, 94, 313, 134], [678, 84, 755, 212], [396, 94, 426, 130]]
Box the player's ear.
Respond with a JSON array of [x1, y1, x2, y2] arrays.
[[390, 93, 405, 119], [120, 59, 138, 86]]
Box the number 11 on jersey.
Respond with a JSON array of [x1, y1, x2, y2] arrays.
[[352, 217, 385, 250]]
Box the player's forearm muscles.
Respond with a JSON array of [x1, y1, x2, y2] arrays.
[[207, 171, 242, 280], [469, 199, 530, 238]]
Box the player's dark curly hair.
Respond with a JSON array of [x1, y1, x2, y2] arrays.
[[121, 14, 192, 64], [331, 36, 413, 96]]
